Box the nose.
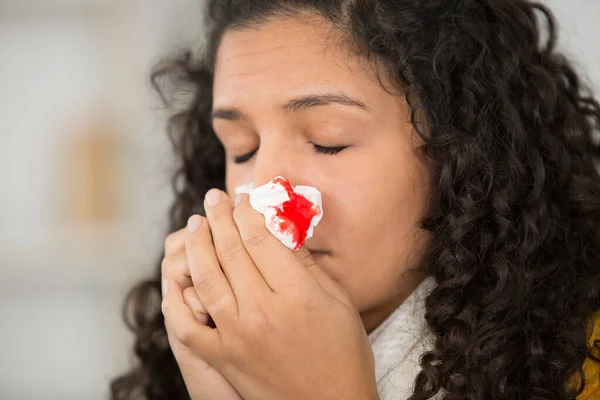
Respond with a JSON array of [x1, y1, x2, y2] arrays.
[[251, 139, 303, 188]]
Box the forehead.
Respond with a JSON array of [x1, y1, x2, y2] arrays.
[[212, 15, 384, 109]]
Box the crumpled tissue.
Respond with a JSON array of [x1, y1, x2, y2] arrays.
[[235, 176, 323, 251]]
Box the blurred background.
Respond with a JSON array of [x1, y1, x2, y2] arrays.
[[0, 0, 598, 399]]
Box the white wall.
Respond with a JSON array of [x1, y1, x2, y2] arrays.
[[543, 0, 600, 93], [0, 1, 203, 399]]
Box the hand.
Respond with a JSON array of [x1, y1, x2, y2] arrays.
[[162, 227, 243, 400], [161, 189, 378, 400]]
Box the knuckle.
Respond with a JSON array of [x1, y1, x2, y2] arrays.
[[287, 287, 323, 314], [161, 298, 170, 317], [291, 295, 321, 322], [192, 271, 220, 293], [182, 286, 197, 305], [182, 285, 196, 297], [245, 306, 273, 338], [164, 231, 181, 254], [221, 343, 246, 372], [161, 255, 173, 275], [296, 293, 318, 311], [216, 240, 244, 262], [212, 293, 234, 315], [299, 251, 316, 267], [174, 325, 196, 347], [243, 231, 266, 248], [282, 282, 310, 302], [210, 206, 230, 222]]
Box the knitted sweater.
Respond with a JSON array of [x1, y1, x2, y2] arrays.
[[367, 277, 600, 399], [367, 276, 439, 399]]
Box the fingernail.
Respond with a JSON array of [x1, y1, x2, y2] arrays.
[[162, 279, 171, 297], [205, 189, 222, 207], [187, 215, 202, 233], [234, 194, 242, 207]]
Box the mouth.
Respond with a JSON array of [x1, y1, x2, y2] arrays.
[[309, 249, 330, 259]]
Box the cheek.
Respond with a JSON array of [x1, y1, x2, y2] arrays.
[[225, 167, 252, 198], [321, 152, 431, 307], [225, 168, 235, 197], [330, 200, 428, 310]]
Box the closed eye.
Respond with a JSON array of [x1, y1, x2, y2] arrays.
[[312, 143, 348, 155], [233, 148, 258, 164], [233, 143, 348, 164]]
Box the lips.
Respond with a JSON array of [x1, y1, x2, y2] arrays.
[[308, 249, 331, 263], [308, 249, 329, 255]]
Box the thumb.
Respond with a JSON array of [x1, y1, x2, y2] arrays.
[[293, 245, 317, 267], [294, 246, 352, 306]]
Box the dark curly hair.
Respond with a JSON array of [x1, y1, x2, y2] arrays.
[[110, 1, 600, 399]]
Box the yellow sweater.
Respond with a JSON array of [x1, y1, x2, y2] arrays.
[[575, 310, 600, 400]]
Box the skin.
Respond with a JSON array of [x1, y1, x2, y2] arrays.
[[212, 14, 432, 334], [161, 14, 433, 400], [163, 191, 379, 399]]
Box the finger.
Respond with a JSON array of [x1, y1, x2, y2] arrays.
[[203, 189, 272, 298], [162, 279, 221, 363], [293, 245, 319, 267], [186, 213, 238, 327], [232, 193, 321, 294], [183, 286, 210, 325], [165, 227, 187, 255], [161, 251, 193, 291], [295, 246, 352, 306]]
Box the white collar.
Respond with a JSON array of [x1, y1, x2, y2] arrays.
[[368, 276, 439, 399]]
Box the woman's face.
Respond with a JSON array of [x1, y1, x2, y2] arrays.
[[212, 15, 432, 333]]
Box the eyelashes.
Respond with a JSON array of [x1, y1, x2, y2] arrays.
[[234, 148, 258, 164], [233, 143, 349, 164], [312, 143, 348, 155]]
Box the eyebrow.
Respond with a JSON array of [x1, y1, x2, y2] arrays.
[[211, 92, 371, 122]]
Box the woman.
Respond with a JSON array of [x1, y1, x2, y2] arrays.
[[111, 1, 600, 399]]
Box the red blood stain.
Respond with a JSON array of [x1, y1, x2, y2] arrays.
[[271, 176, 320, 251]]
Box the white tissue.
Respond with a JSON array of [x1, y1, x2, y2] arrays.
[[234, 176, 323, 251]]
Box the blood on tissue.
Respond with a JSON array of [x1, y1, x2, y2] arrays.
[[270, 176, 321, 251]]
